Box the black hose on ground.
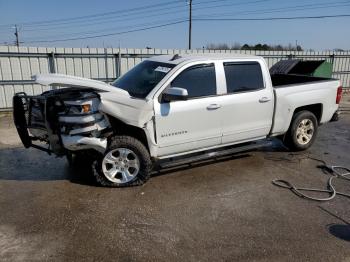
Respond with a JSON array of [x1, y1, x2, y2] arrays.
[[271, 156, 350, 201]]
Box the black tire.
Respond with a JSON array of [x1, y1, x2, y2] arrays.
[[283, 110, 318, 151], [92, 136, 152, 187]]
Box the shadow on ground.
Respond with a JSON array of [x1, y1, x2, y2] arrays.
[[0, 145, 254, 187], [0, 138, 286, 185], [328, 224, 350, 241], [0, 147, 96, 186], [319, 206, 350, 242], [0, 137, 315, 188]]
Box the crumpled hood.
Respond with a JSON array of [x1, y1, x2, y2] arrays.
[[34, 73, 153, 127], [99, 92, 153, 127]]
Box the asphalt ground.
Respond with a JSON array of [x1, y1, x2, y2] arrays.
[[0, 96, 350, 261]]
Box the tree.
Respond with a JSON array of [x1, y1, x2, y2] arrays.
[[274, 45, 284, 51], [296, 45, 303, 51], [241, 44, 251, 50], [254, 44, 263, 50], [262, 44, 270, 50], [205, 42, 304, 51]]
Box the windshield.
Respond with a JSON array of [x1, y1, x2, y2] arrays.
[[112, 60, 175, 98]]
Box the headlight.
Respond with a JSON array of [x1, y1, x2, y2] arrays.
[[81, 104, 91, 113]]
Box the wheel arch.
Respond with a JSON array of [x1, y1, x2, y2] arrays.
[[105, 114, 150, 152], [292, 103, 323, 124], [278, 103, 322, 139]]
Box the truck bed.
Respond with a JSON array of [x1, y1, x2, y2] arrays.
[[271, 75, 340, 136], [271, 74, 334, 88]]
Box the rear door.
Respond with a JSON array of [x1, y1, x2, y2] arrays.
[[154, 62, 223, 157], [219, 61, 274, 144]]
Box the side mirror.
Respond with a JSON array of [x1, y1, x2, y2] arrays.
[[162, 87, 188, 102]]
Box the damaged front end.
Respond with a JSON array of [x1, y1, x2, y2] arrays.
[[13, 88, 111, 156]]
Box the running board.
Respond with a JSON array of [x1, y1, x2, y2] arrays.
[[157, 140, 272, 169]]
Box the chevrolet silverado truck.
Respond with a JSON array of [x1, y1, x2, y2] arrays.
[[13, 54, 342, 187]]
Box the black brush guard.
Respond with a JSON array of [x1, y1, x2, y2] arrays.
[[13, 92, 56, 154], [13, 88, 103, 156]]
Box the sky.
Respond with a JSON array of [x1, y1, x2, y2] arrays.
[[0, 0, 349, 51]]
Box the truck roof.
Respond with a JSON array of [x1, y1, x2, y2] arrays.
[[148, 53, 261, 65]]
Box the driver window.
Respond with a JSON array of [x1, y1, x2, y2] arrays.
[[171, 63, 217, 99]]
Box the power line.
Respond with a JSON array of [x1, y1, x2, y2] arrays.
[[194, 1, 350, 18], [18, 0, 269, 32], [21, 17, 187, 41], [0, 1, 180, 28], [18, 6, 188, 32], [193, 0, 236, 5], [23, 20, 188, 43], [13, 3, 187, 29], [2, 0, 277, 38], [1, 1, 349, 45], [2, 0, 347, 32], [194, 14, 350, 21], [1, 0, 271, 30], [21, 14, 350, 44], [0, 0, 278, 42], [193, 0, 274, 11], [20, 10, 187, 32], [18, 0, 281, 41]]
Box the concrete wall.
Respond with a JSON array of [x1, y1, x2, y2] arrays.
[[0, 45, 349, 109]]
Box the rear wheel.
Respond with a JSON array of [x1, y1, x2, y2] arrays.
[[92, 136, 152, 187], [283, 110, 318, 151]]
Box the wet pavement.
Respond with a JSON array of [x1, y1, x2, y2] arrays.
[[1, 98, 350, 261]]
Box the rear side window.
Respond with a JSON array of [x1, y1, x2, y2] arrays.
[[223, 62, 264, 93], [171, 63, 216, 98]]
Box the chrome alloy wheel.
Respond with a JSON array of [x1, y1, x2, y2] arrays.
[[102, 148, 140, 184], [296, 119, 314, 145]]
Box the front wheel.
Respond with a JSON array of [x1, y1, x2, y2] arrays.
[[92, 136, 152, 187], [283, 110, 318, 151]]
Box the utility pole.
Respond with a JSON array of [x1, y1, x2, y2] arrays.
[[188, 0, 192, 50], [14, 25, 19, 47]]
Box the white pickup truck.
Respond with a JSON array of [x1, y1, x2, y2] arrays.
[[13, 54, 342, 187]]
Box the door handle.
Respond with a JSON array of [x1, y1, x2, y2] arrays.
[[259, 97, 271, 103], [207, 104, 221, 110]]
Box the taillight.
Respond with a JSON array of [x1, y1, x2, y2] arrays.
[[336, 86, 342, 104]]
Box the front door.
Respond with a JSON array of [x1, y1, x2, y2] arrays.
[[154, 63, 222, 157]]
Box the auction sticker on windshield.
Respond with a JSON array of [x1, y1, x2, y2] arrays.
[[155, 66, 171, 73]]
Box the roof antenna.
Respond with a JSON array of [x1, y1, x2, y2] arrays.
[[170, 54, 181, 61]]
